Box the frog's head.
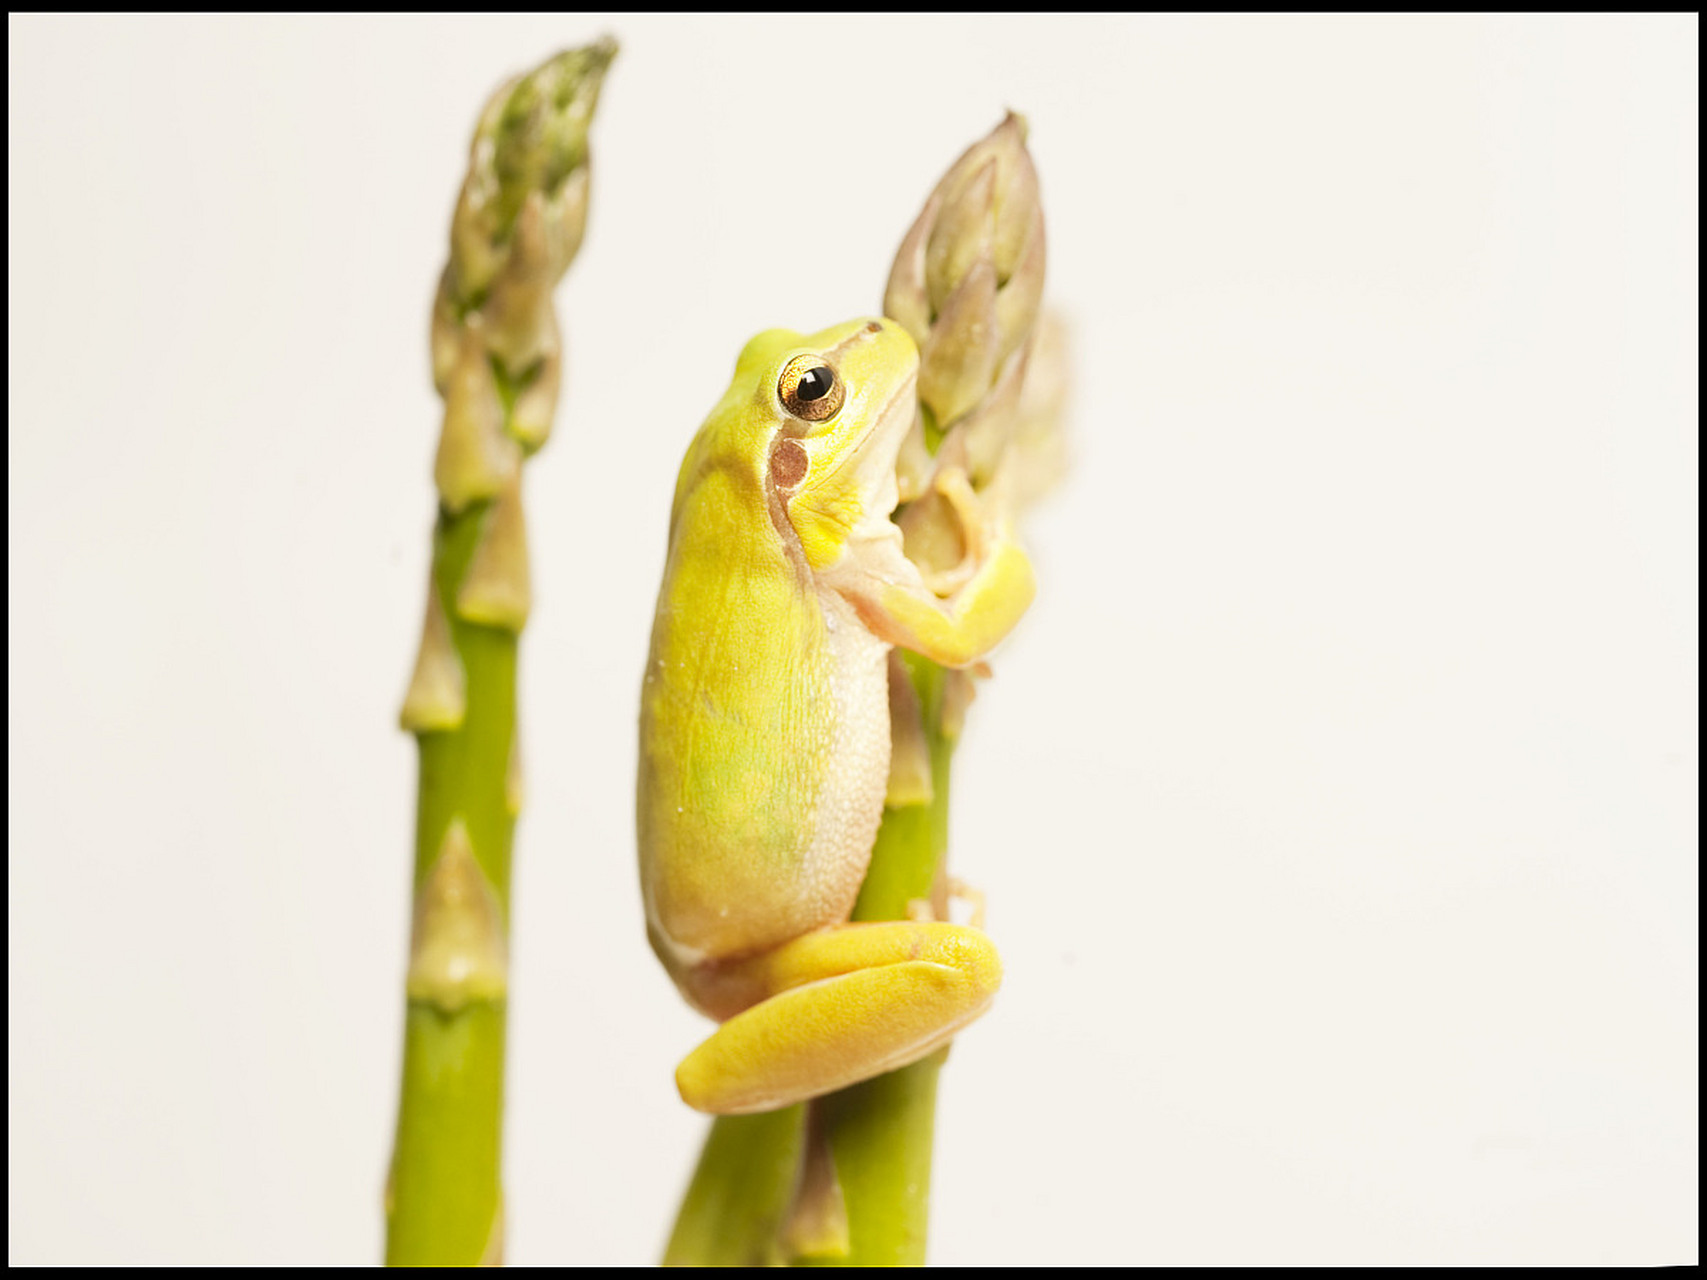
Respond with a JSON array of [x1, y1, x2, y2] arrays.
[[706, 317, 918, 571]]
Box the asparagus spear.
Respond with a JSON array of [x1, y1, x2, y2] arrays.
[[387, 39, 615, 1267], [796, 108, 1060, 1269]]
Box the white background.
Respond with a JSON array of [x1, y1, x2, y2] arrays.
[[8, 14, 1698, 1266]]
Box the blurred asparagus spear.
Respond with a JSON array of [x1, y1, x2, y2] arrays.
[[386, 39, 615, 1267]]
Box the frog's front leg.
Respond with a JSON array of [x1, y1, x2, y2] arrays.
[[828, 471, 1037, 670], [675, 922, 1001, 1115]]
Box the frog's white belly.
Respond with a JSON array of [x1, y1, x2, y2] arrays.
[[790, 587, 892, 926]]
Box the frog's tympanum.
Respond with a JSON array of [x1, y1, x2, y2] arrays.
[[638, 318, 1034, 1114]]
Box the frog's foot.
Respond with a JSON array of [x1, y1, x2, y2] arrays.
[[903, 877, 986, 929], [908, 462, 991, 598], [947, 876, 988, 930], [673, 921, 1002, 1115]]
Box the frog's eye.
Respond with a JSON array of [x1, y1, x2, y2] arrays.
[[777, 355, 846, 423]]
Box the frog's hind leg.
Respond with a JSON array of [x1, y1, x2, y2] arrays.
[[673, 922, 1002, 1115]]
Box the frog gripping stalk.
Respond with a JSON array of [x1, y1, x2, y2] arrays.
[[386, 40, 614, 1267]]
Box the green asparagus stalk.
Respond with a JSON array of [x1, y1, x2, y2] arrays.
[[795, 113, 1056, 1266], [386, 40, 614, 1267], [663, 113, 1064, 1267]]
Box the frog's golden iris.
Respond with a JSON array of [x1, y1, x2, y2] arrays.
[[777, 354, 845, 422]]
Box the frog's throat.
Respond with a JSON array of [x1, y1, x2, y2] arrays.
[[810, 344, 916, 514], [827, 368, 915, 524], [770, 324, 916, 576]]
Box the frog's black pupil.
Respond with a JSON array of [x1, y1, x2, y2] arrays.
[[797, 367, 833, 402]]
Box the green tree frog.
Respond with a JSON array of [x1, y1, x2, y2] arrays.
[[638, 317, 1034, 1114]]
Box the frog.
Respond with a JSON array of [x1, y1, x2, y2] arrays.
[[637, 316, 1035, 1115]]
